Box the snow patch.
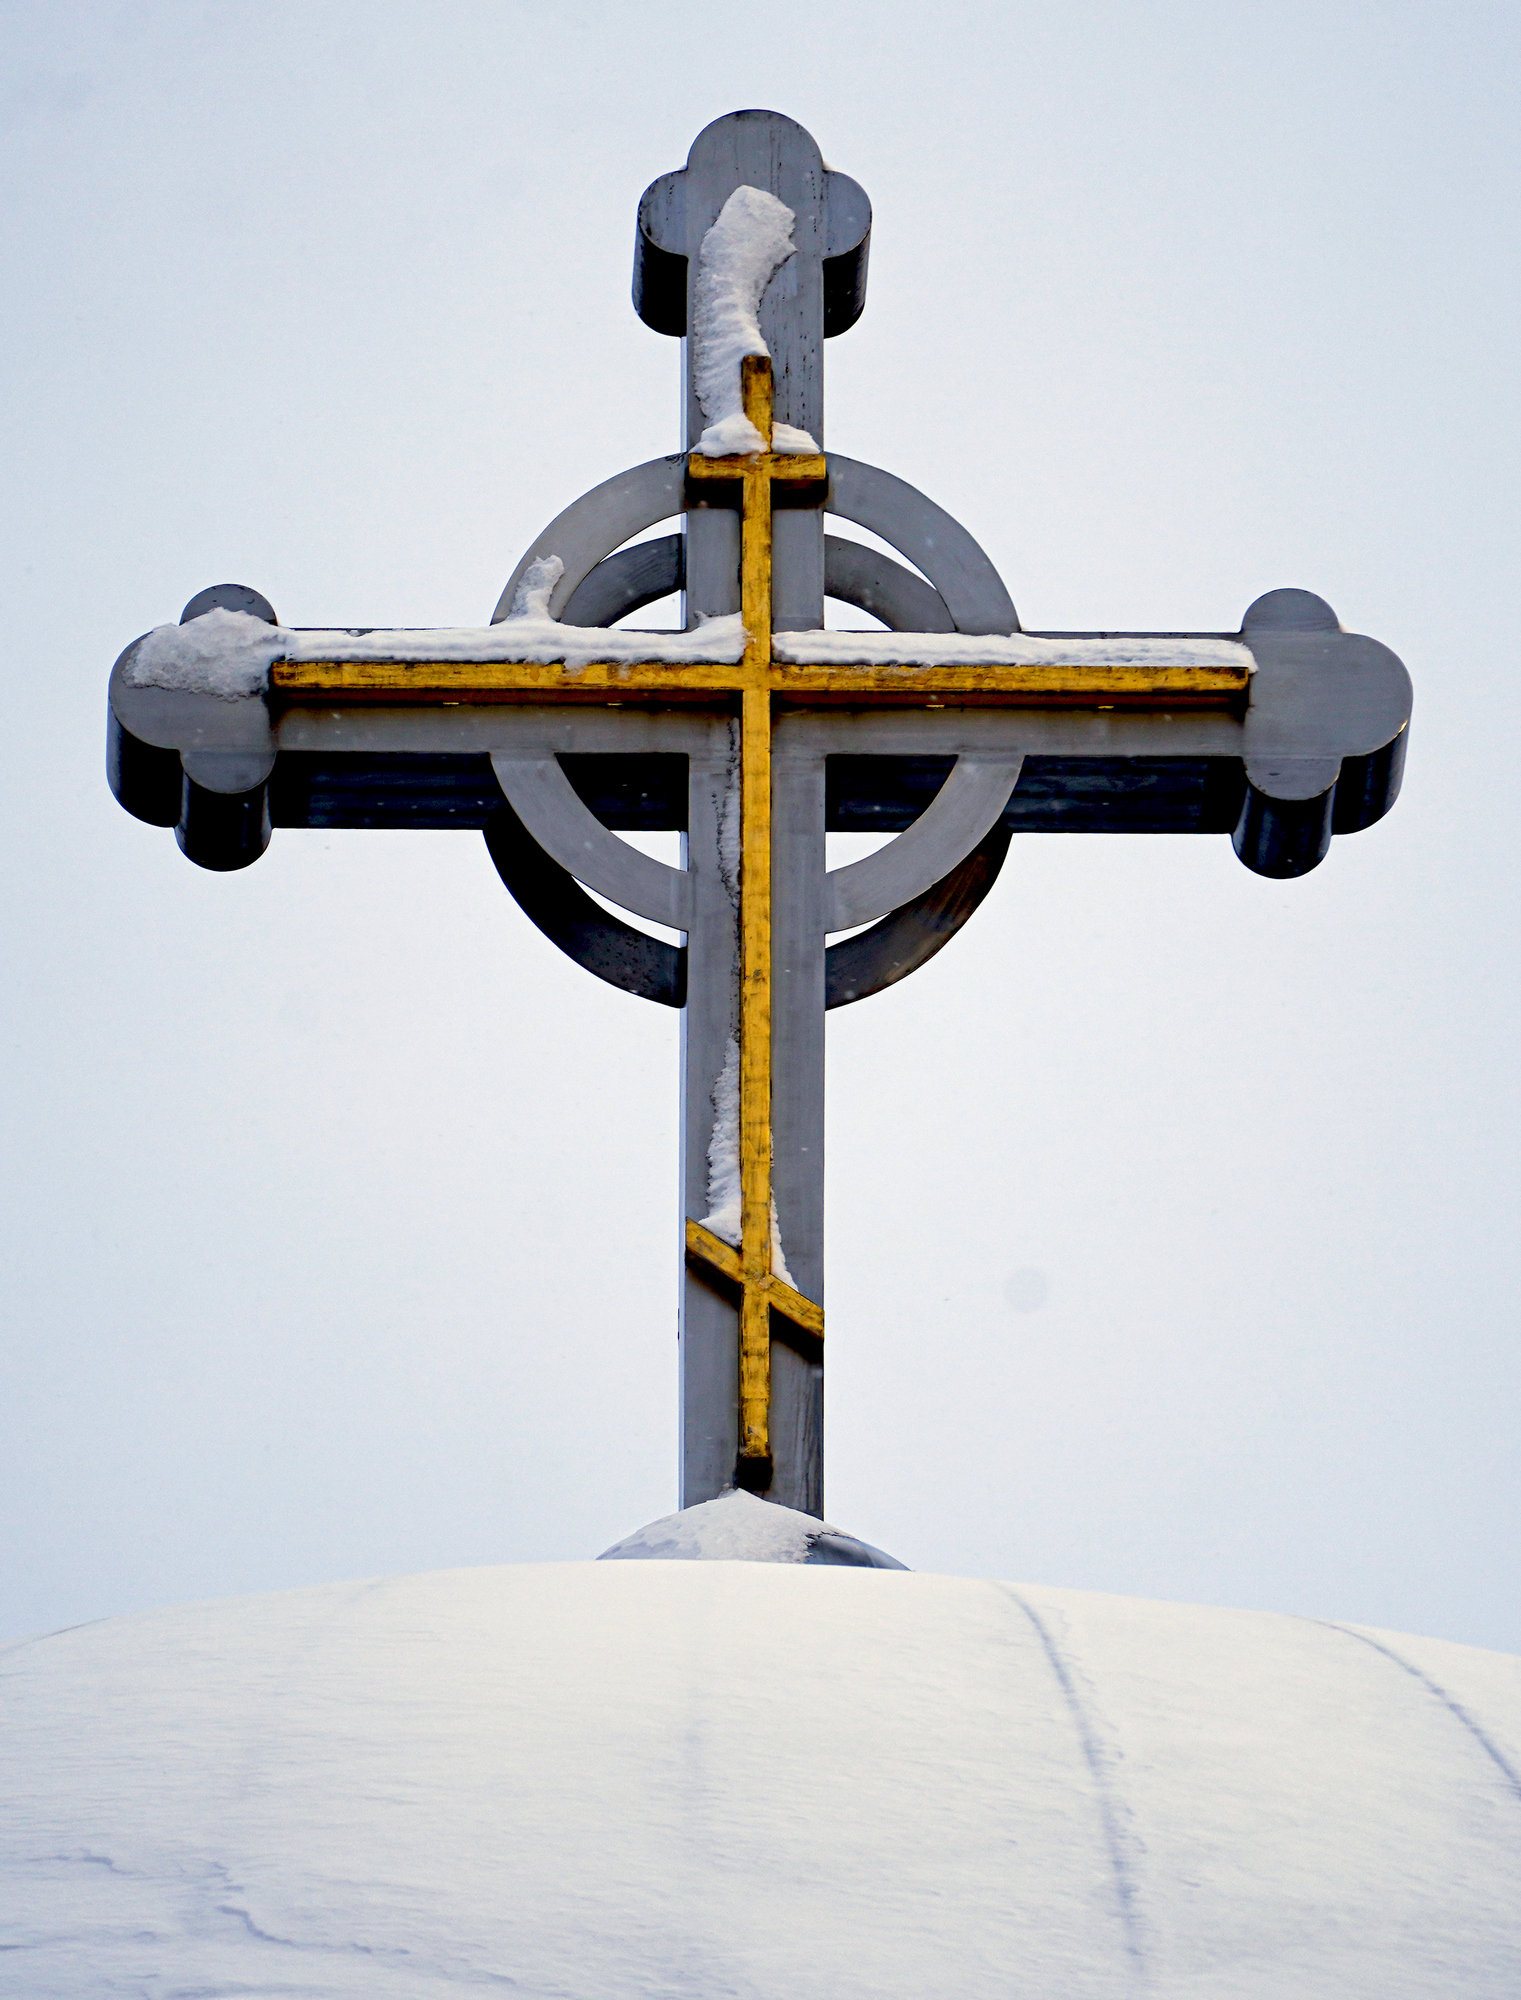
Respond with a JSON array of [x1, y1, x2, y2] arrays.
[[120, 586, 749, 699], [769, 423, 819, 454], [770, 1209, 798, 1289], [697, 1037, 797, 1285], [505, 551, 563, 620], [773, 629, 1256, 669], [124, 607, 285, 700], [700, 1037, 743, 1246], [599, 1490, 830, 1562], [692, 187, 819, 458]]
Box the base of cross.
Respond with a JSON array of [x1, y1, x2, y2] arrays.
[[684, 1213, 823, 1493], [732, 1454, 774, 1494]]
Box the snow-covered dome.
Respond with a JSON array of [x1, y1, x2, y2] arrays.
[[5, 1541, 1521, 1995]]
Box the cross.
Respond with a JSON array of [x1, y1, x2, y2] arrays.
[[106, 110, 1413, 1521], [266, 352, 1246, 1487]]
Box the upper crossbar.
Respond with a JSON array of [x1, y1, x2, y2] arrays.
[[268, 658, 1249, 705]]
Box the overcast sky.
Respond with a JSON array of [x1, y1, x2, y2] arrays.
[[4, 0, 1517, 1653]]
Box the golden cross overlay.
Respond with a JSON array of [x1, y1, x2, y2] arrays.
[[271, 358, 1247, 1479]]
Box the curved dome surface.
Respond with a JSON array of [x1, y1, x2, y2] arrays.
[[4, 1560, 1520, 1996]]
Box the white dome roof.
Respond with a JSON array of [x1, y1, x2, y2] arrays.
[[5, 1555, 1521, 1996]]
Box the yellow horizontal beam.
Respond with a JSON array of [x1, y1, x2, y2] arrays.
[[686, 450, 829, 485], [271, 657, 1247, 706], [269, 658, 749, 701], [774, 661, 1246, 701], [684, 1218, 825, 1342]]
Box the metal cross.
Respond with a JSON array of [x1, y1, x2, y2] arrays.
[[105, 111, 1413, 1520], [269, 352, 1247, 1489]]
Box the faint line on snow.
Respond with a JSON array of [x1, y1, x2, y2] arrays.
[[57, 1851, 135, 1876], [204, 1863, 520, 1985], [1316, 1621, 1521, 1804], [993, 1584, 1149, 1977], [0, 1616, 115, 1663]]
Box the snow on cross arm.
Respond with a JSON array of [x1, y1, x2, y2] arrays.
[[120, 600, 1254, 702], [119, 585, 750, 699], [773, 628, 1257, 669]]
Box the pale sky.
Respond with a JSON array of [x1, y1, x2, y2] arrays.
[[4, 0, 1518, 1651]]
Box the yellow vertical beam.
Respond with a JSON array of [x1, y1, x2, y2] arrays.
[[737, 678, 772, 1467], [737, 356, 774, 1474]]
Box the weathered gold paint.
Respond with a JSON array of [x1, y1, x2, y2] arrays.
[[271, 658, 1247, 704], [738, 681, 774, 1461], [734, 355, 780, 1469]]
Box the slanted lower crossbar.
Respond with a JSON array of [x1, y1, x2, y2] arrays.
[[684, 1220, 825, 1339]]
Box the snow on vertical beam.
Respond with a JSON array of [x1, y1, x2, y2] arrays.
[[691, 187, 820, 458], [699, 1036, 798, 1286], [700, 1037, 743, 1246]]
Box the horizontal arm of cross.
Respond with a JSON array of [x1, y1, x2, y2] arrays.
[[267, 658, 1248, 706], [684, 353, 828, 495], [685, 449, 829, 487]]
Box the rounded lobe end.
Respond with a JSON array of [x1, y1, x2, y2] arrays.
[[1242, 588, 1340, 634], [180, 584, 277, 626]]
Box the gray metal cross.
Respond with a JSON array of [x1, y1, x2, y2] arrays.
[[106, 110, 1413, 1525]]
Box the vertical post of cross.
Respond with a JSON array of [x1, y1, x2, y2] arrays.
[[642, 111, 869, 1515], [736, 354, 776, 1487], [681, 362, 828, 1506]]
